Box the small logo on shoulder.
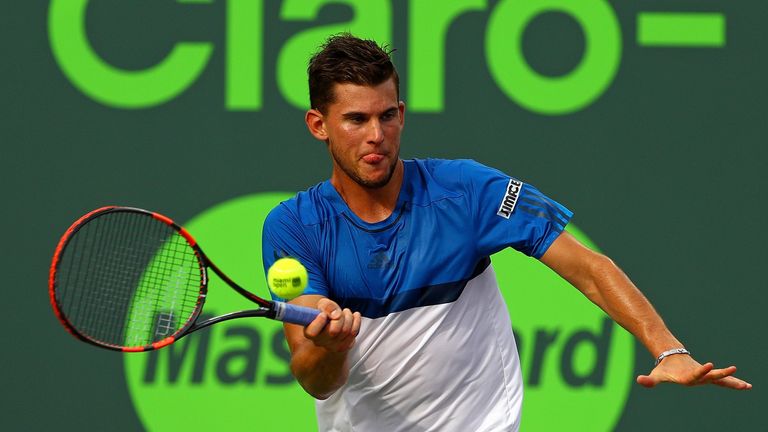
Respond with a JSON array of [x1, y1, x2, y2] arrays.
[[497, 179, 523, 219]]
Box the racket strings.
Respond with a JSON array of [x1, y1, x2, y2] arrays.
[[65, 212, 120, 340], [126, 226, 200, 344], [54, 211, 203, 348], [107, 214, 173, 345], [87, 213, 147, 343], [60, 212, 142, 344]]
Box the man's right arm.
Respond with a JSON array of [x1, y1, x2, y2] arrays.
[[284, 294, 362, 400]]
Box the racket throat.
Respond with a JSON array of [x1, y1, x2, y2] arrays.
[[189, 308, 274, 333]]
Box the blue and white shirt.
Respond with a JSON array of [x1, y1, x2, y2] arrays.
[[262, 159, 572, 432]]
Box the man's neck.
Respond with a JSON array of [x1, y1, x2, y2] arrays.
[[331, 160, 404, 224]]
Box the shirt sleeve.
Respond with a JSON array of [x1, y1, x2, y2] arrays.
[[261, 203, 329, 301], [459, 159, 573, 259]]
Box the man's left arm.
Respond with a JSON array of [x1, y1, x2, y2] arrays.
[[540, 231, 752, 390]]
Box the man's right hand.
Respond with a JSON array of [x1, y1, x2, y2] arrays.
[[283, 295, 362, 399], [303, 297, 361, 353]]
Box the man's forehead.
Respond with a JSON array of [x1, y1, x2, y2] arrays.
[[328, 79, 399, 113]]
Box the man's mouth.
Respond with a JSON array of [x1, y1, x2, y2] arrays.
[[361, 153, 385, 164]]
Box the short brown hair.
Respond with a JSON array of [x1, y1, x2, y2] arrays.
[[308, 33, 399, 113]]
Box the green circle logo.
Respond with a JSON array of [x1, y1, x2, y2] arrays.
[[125, 193, 633, 431]]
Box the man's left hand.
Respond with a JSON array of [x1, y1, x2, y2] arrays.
[[636, 354, 752, 390]]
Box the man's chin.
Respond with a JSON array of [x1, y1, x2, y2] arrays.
[[356, 173, 391, 189], [355, 165, 397, 189], [334, 156, 399, 190]]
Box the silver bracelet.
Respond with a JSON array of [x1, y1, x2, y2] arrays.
[[655, 348, 691, 366]]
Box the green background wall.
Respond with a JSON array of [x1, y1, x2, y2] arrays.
[[3, 0, 765, 430]]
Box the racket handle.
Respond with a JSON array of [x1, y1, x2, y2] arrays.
[[273, 302, 321, 326]]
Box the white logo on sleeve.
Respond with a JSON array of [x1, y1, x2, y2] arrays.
[[496, 179, 523, 219]]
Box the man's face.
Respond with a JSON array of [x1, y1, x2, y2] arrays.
[[308, 78, 405, 189]]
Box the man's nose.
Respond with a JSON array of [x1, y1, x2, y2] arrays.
[[367, 120, 384, 144]]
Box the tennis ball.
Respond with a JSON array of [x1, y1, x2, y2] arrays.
[[267, 257, 308, 299]]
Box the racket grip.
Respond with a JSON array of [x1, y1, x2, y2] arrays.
[[273, 302, 321, 326]]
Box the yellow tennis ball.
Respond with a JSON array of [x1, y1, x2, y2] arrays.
[[267, 257, 308, 299]]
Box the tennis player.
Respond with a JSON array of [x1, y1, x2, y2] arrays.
[[262, 34, 751, 431]]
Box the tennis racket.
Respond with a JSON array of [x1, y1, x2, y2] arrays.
[[49, 206, 320, 352]]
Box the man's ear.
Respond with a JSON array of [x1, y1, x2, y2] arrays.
[[305, 109, 328, 141]]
